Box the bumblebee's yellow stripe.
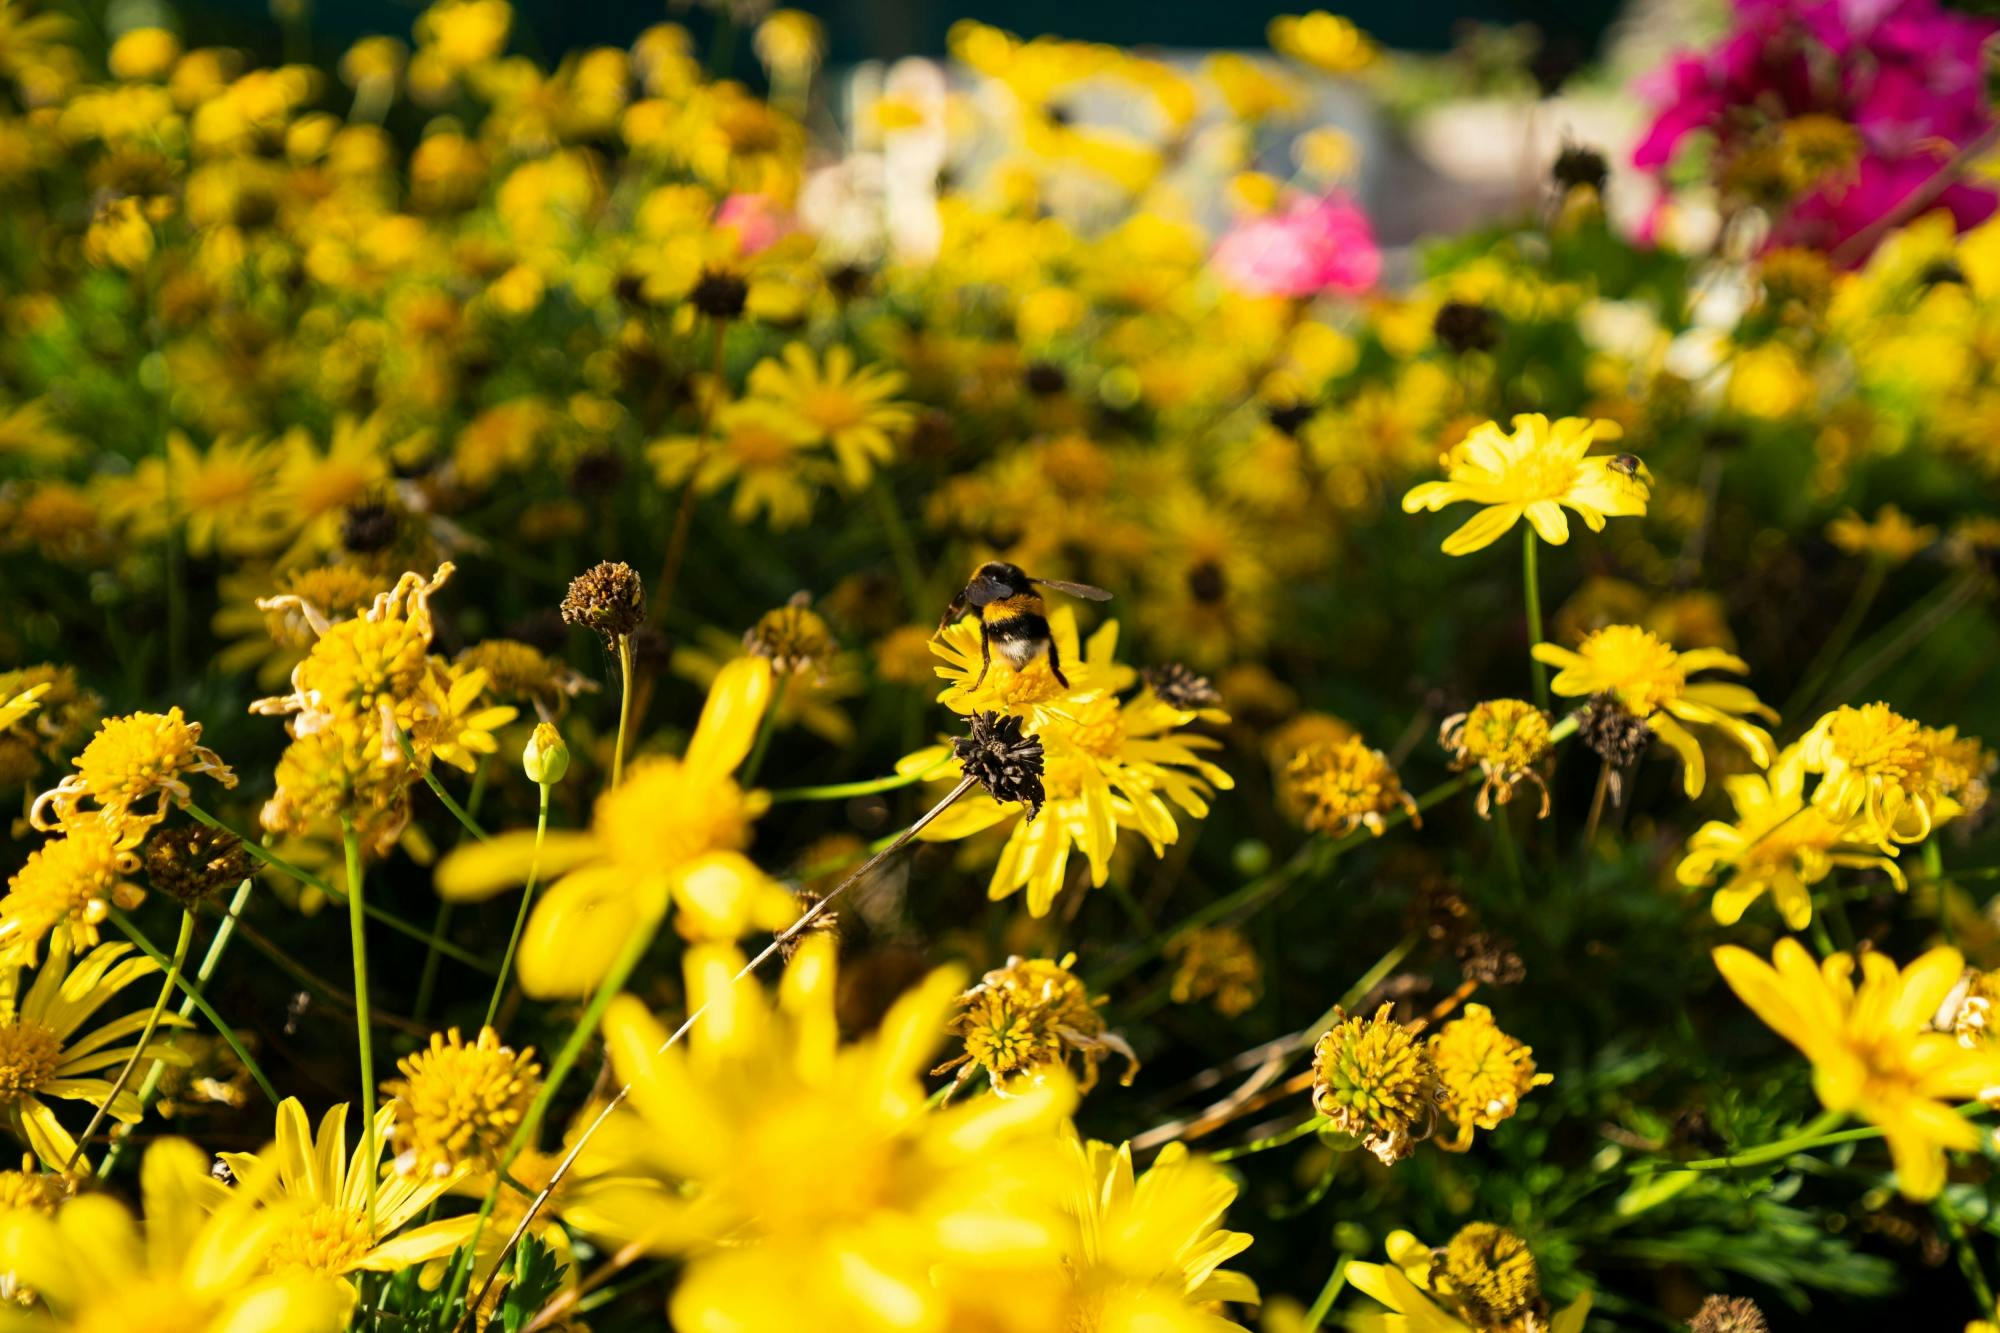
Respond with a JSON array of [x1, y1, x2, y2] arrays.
[[982, 592, 1044, 620]]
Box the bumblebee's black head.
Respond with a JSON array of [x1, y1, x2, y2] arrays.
[[965, 561, 1031, 607]]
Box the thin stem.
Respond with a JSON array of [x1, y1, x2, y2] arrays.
[[341, 817, 378, 1223], [870, 476, 930, 618], [458, 776, 981, 1329], [1937, 1195, 1999, 1315], [68, 909, 193, 1170], [612, 634, 635, 790], [1209, 1115, 1321, 1162], [655, 318, 730, 619], [1819, 572, 1981, 714], [413, 901, 453, 1024], [108, 909, 278, 1106], [740, 674, 790, 787], [484, 783, 551, 1032], [1674, 1108, 1847, 1171], [1302, 1257, 1351, 1329], [1783, 558, 1886, 720], [181, 803, 496, 974], [101, 876, 255, 1176], [768, 758, 950, 804], [1523, 528, 1548, 712], [397, 730, 490, 843]]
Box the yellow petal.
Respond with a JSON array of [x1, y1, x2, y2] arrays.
[[683, 655, 773, 783], [435, 831, 600, 901]]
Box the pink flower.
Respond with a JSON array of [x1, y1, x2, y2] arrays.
[[715, 193, 796, 255], [1211, 192, 1381, 298]]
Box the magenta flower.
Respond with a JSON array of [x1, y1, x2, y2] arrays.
[[1211, 192, 1381, 298]]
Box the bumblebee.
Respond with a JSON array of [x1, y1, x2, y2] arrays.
[[938, 561, 1112, 688], [1607, 453, 1645, 478]]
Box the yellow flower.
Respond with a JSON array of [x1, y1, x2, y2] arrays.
[[1401, 414, 1649, 555], [31, 707, 235, 835], [1042, 1136, 1258, 1332], [648, 398, 828, 530], [1677, 744, 1904, 930], [1712, 940, 2000, 1199], [411, 666, 518, 774], [1311, 1003, 1431, 1165], [934, 954, 1137, 1097], [584, 935, 1077, 1331], [1347, 1226, 1593, 1333], [1284, 735, 1418, 838], [0, 1138, 347, 1331], [1, 814, 146, 964], [436, 656, 793, 995], [1533, 626, 1776, 797], [214, 565, 389, 690], [1267, 11, 1379, 73], [747, 341, 915, 490], [454, 640, 594, 719], [382, 1026, 540, 1180], [0, 940, 194, 1169], [1799, 703, 1948, 845], [901, 610, 1232, 915], [271, 417, 393, 555], [98, 432, 289, 557], [217, 1098, 477, 1302], [1427, 1004, 1552, 1151], [1827, 505, 1937, 564], [253, 565, 455, 736], [752, 9, 823, 81], [1166, 925, 1262, 1017], [1438, 699, 1552, 819]]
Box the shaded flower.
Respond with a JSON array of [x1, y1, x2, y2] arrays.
[[1165, 924, 1262, 1018], [1439, 699, 1552, 818], [1427, 1004, 1552, 1151], [1285, 735, 1418, 838], [935, 954, 1136, 1097]]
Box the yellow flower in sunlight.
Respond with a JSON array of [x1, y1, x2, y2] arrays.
[[107, 27, 181, 81], [382, 1026, 540, 1179], [412, 666, 518, 774], [935, 954, 1137, 1098], [587, 935, 1077, 1331], [1533, 626, 1776, 797], [747, 342, 915, 490], [0, 1139, 347, 1331], [0, 941, 193, 1168], [1267, 11, 1379, 73], [272, 417, 393, 553], [649, 398, 828, 530], [436, 656, 793, 995], [1312, 1003, 1430, 1166], [1427, 1004, 1551, 1151], [1401, 415, 1649, 555], [218, 1098, 477, 1300], [253, 565, 453, 738], [1713, 940, 2000, 1200], [1284, 735, 1418, 839], [31, 706, 235, 834], [900, 610, 1233, 915], [1038, 1137, 1258, 1332], [1, 814, 145, 964], [1677, 744, 1904, 930], [1348, 1226, 1592, 1333], [98, 432, 289, 557], [1799, 703, 1950, 846], [753, 9, 823, 81], [1827, 505, 1937, 565]]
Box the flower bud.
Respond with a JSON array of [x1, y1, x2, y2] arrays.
[[523, 723, 569, 786]]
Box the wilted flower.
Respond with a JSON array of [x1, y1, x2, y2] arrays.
[[1439, 699, 1552, 818], [1311, 1003, 1431, 1165], [1427, 1004, 1552, 1150], [935, 954, 1137, 1097]]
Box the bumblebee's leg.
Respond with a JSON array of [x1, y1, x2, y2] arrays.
[[973, 624, 992, 687], [1046, 635, 1070, 688]]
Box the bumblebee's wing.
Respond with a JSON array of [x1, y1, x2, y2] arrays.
[[1032, 577, 1113, 601]]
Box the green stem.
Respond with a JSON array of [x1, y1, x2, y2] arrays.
[[1818, 571, 1981, 713], [397, 731, 490, 843], [413, 902, 453, 1024], [1927, 841, 1955, 948], [342, 817, 378, 1223], [1937, 1195, 1999, 1315], [445, 928, 653, 1323], [740, 674, 789, 787], [1783, 557, 1886, 719], [613, 633, 634, 790], [101, 876, 255, 1176], [1674, 1109, 1847, 1170], [870, 476, 930, 619], [181, 802, 496, 974], [1524, 527, 1548, 712], [107, 909, 278, 1106], [1302, 1257, 1351, 1329], [483, 783, 551, 1032], [69, 909, 193, 1170], [768, 760, 946, 804], [1210, 1115, 1322, 1162]]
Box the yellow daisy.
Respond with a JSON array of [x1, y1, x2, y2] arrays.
[[1400, 414, 1649, 556], [1347, 1226, 1592, 1333], [746, 341, 915, 490], [648, 398, 828, 531]]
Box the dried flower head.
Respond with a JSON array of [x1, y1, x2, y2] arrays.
[[1428, 1003, 1552, 1150], [1285, 736, 1419, 838], [934, 954, 1136, 1098], [1142, 662, 1223, 712], [1456, 933, 1526, 987], [1311, 1002, 1432, 1165], [560, 561, 647, 641], [31, 707, 237, 834], [1433, 300, 1500, 355], [1439, 1222, 1541, 1326], [1165, 924, 1262, 1017], [953, 711, 1047, 817], [456, 639, 595, 718], [383, 1026, 542, 1178], [142, 825, 253, 908], [1580, 690, 1651, 770], [1689, 1294, 1768, 1333], [743, 593, 838, 677], [777, 887, 840, 962], [1440, 699, 1552, 818], [689, 268, 749, 319], [340, 500, 401, 554]]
